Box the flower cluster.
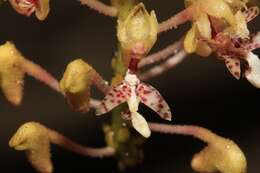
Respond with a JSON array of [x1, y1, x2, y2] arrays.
[[1, 0, 259, 172]]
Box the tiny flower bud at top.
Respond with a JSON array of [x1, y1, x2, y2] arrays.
[[9, 0, 50, 21], [60, 59, 95, 113], [9, 122, 53, 173], [0, 42, 25, 105], [117, 3, 158, 57]]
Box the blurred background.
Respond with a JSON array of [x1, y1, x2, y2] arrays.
[[0, 0, 259, 173]]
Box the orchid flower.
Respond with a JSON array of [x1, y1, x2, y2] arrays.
[[201, 6, 260, 87], [96, 67, 172, 138], [183, 0, 252, 56], [9, 0, 50, 20], [96, 3, 172, 138], [183, 0, 260, 88]]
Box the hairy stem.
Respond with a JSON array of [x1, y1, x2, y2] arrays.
[[22, 59, 101, 109], [149, 122, 219, 144], [158, 5, 195, 33], [140, 49, 188, 81], [92, 72, 111, 94], [79, 0, 118, 17], [139, 38, 184, 68], [48, 129, 115, 158], [21, 59, 61, 94]]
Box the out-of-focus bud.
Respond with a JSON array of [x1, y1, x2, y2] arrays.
[[60, 59, 95, 113], [9, 122, 53, 173], [9, 0, 50, 21], [117, 3, 158, 58], [191, 136, 247, 173], [103, 124, 118, 148], [117, 127, 130, 143], [0, 42, 25, 106], [245, 52, 260, 88]]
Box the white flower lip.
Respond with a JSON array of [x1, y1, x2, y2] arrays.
[[245, 52, 260, 88]]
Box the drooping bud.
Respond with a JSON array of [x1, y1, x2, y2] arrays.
[[9, 0, 50, 21], [60, 59, 96, 113], [0, 42, 25, 105], [9, 122, 53, 173], [117, 3, 158, 61], [191, 136, 247, 173]]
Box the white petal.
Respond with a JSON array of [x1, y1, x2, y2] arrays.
[[96, 82, 131, 115], [136, 83, 172, 121], [131, 112, 151, 138], [245, 52, 260, 88], [224, 57, 241, 80], [253, 32, 260, 45]]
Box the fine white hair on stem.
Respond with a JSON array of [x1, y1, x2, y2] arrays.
[[79, 0, 118, 17], [48, 128, 115, 158], [158, 5, 194, 33], [139, 38, 184, 68], [22, 59, 62, 94], [148, 122, 218, 144], [140, 49, 188, 81]]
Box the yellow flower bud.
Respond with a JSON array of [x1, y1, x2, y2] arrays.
[[191, 136, 246, 173], [0, 42, 25, 105], [9, 0, 50, 21], [9, 122, 53, 173], [117, 3, 158, 57], [60, 59, 95, 113]]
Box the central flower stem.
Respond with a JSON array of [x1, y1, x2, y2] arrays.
[[108, 0, 146, 170]]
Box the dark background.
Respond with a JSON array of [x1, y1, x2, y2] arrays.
[[0, 0, 259, 173]]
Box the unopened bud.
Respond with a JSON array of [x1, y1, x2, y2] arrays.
[[9, 122, 53, 173], [117, 3, 158, 57], [0, 42, 25, 105], [60, 59, 95, 113], [191, 136, 246, 173]]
